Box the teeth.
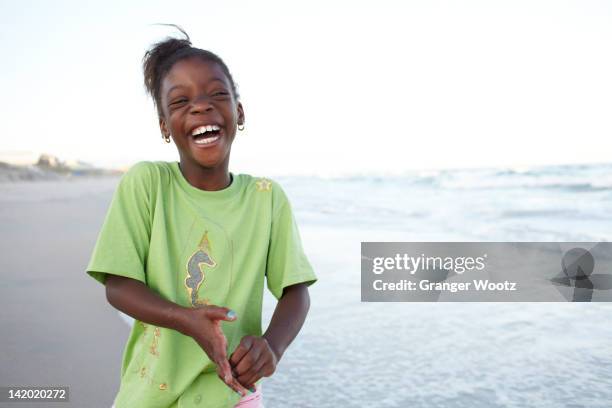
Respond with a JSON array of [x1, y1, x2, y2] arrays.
[[191, 124, 221, 136], [193, 135, 220, 145]]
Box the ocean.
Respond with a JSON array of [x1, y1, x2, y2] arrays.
[[263, 163, 612, 407]]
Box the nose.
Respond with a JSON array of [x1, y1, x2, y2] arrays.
[[190, 95, 214, 114]]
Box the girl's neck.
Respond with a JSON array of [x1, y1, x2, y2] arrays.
[[177, 160, 232, 191]]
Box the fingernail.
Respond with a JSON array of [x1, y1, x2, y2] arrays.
[[226, 310, 236, 319], [249, 387, 256, 393], [235, 390, 243, 396]]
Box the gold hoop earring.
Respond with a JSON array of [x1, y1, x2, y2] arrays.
[[163, 134, 171, 143], [237, 123, 245, 131]]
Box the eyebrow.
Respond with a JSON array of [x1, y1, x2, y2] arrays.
[[166, 85, 187, 95], [166, 78, 228, 96]]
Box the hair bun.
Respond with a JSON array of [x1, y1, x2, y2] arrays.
[[142, 24, 192, 102]]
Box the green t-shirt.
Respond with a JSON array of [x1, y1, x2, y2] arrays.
[[86, 161, 317, 408]]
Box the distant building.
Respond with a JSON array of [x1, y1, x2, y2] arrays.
[[37, 154, 63, 168], [0, 151, 123, 180]]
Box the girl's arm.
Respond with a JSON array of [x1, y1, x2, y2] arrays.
[[229, 283, 311, 388], [263, 283, 311, 359], [105, 275, 249, 396]]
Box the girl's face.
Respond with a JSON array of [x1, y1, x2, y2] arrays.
[[159, 57, 244, 171]]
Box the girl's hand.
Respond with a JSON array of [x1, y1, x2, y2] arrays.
[[229, 335, 279, 389], [180, 305, 248, 396]]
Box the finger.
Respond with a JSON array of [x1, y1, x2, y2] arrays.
[[242, 382, 258, 394], [228, 374, 249, 397], [217, 357, 234, 384], [217, 361, 249, 397], [209, 341, 232, 382], [216, 359, 248, 397], [217, 370, 247, 397], [238, 356, 268, 388], [234, 342, 263, 376], [205, 306, 237, 322], [229, 336, 255, 367], [236, 350, 264, 383]]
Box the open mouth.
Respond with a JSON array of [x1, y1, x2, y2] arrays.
[[191, 124, 222, 146]]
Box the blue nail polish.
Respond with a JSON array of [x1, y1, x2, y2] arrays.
[[226, 310, 236, 319], [249, 387, 256, 393]]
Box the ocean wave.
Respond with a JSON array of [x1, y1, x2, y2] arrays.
[[290, 163, 612, 192]]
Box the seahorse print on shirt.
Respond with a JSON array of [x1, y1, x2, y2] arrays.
[[184, 231, 217, 306]]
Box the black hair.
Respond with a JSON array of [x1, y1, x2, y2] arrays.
[[142, 24, 239, 117]]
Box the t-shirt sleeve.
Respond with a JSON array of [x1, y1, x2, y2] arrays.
[[86, 162, 154, 285], [266, 183, 317, 300]]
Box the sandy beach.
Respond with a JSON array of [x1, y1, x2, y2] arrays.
[[0, 177, 127, 408]]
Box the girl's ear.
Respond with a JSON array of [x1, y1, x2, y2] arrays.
[[159, 117, 170, 138], [237, 102, 245, 126]]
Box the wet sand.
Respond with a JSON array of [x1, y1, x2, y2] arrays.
[[0, 177, 127, 408]]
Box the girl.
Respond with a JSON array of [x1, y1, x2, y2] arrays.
[[86, 26, 317, 408]]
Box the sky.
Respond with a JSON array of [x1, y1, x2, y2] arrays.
[[1, 0, 611, 176]]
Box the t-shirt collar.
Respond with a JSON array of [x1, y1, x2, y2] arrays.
[[170, 161, 241, 201]]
